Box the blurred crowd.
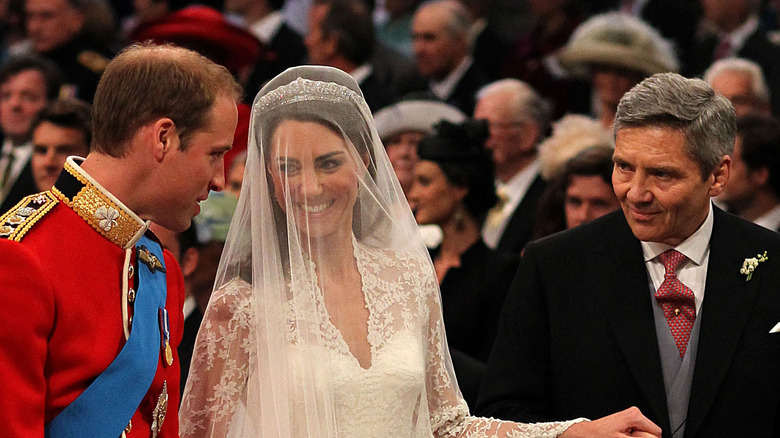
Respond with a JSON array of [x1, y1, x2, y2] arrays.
[[3, 0, 780, 416]]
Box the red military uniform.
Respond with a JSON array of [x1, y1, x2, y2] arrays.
[[0, 158, 185, 437]]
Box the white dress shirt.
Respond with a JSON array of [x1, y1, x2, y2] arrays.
[[641, 202, 714, 315], [249, 10, 284, 44]]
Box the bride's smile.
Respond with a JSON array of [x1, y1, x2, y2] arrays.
[[270, 119, 360, 240]]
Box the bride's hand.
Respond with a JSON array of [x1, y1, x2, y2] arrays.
[[559, 407, 662, 438]]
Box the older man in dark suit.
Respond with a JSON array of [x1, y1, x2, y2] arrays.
[[478, 72, 780, 437]]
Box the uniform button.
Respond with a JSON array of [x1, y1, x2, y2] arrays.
[[674, 308, 681, 316], [125, 420, 132, 433], [128, 288, 136, 303], [128, 265, 134, 278]]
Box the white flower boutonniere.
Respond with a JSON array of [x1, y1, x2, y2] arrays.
[[740, 251, 768, 281]]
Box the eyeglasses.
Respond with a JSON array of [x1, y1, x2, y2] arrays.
[[487, 120, 525, 134]]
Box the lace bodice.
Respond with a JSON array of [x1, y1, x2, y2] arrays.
[[180, 241, 583, 437]]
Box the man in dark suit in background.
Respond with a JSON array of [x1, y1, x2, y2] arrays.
[[717, 114, 780, 231], [230, 0, 308, 97], [475, 78, 548, 254], [685, 0, 780, 115], [304, 0, 394, 111], [411, 0, 488, 115], [0, 55, 62, 213], [478, 72, 780, 437]]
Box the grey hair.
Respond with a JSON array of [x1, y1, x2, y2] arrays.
[[614, 72, 735, 178], [704, 57, 770, 104], [418, 0, 471, 42], [476, 78, 551, 132]]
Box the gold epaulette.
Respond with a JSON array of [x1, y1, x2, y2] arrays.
[[0, 192, 58, 241]]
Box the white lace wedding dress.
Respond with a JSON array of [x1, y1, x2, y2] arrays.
[[180, 239, 582, 438]]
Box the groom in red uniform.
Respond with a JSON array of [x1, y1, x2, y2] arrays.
[[0, 43, 240, 437]]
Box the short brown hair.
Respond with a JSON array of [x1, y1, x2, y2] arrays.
[[32, 98, 93, 148], [91, 43, 241, 157]]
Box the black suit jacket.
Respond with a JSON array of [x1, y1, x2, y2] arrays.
[[357, 72, 394, 112], [0, 159, 35, 214], [442, 63, 490, 116], [495, 174, 546, 255], [244, 23, 307, 100], [478, 208, 780, 437]]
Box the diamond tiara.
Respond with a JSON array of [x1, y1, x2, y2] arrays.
[[257, 77, 366, 113]]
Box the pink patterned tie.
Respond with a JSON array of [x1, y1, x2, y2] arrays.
[[655, 250, 696, 357]]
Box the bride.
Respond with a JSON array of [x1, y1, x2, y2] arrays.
[[179, 66, 660, 438]]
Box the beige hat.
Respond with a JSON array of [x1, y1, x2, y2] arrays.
[[374, 100, 467, 140], [538, 114, 614, 180], [558, 12, 679, 79]]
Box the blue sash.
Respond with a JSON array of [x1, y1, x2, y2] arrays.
[[45, 236, 167, 437]]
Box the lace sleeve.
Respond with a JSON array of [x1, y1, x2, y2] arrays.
[[180, 279, 254, 437], [422, 267, 586, 438]]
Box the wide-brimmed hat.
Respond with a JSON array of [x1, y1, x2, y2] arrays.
[[130, 6, 263, 74], [538, 114, 614, 180], [558, 12, 678, 79], [374, 99, 466, 140]]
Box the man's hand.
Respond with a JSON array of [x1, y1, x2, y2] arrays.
[[560, 407, 662, 438]]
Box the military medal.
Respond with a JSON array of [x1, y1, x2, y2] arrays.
[[150, 381, 168, 438], [138, 245, 166, 273], [159, 309, 173, 366]]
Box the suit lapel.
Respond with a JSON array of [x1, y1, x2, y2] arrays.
[[684, 209, 762, 438], [586, 213, 672, 433]]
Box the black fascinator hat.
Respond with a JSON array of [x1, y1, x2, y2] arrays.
[[417, 119, 497, 221]]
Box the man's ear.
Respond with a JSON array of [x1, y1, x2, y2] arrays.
[[181, 247, 200, 278], [152, 118, 178, 162], [708, 155, 732, 197]]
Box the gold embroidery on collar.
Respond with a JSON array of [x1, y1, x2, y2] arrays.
[[52, 162, 144, 248], [0, 192, 58, 241]]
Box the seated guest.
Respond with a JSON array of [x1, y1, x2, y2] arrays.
[[408, 119, 519, 408], [374, 98, 466, 197], [717, 114, 780, 230], [411, 0, 489, 115], [305, 0, 395, 111], [0, 54, 63, 212], [30, 98, 91, 192], [687, 0, 780, 115], [558, 12, 678, 128], [704, 57, 772, 117], [533, 145, 619, 239]]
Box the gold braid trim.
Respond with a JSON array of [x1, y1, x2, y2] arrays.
[[0, 192, 59, 241], [52, 163, 144, 248]]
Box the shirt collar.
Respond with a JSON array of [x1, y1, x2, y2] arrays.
[[641, 202, 714, 266], [753, 203, 780, 231], [250, 10, 284, 44], [52, 156, 148, 249], [497, 160, 540, 204], [720, 14, 759, 53], [430, 56, 473, 101], [350, 63, 373, 85]]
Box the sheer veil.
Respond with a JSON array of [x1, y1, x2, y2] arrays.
[[179, 66, 467, 437], [180, 66, 580, 438]]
